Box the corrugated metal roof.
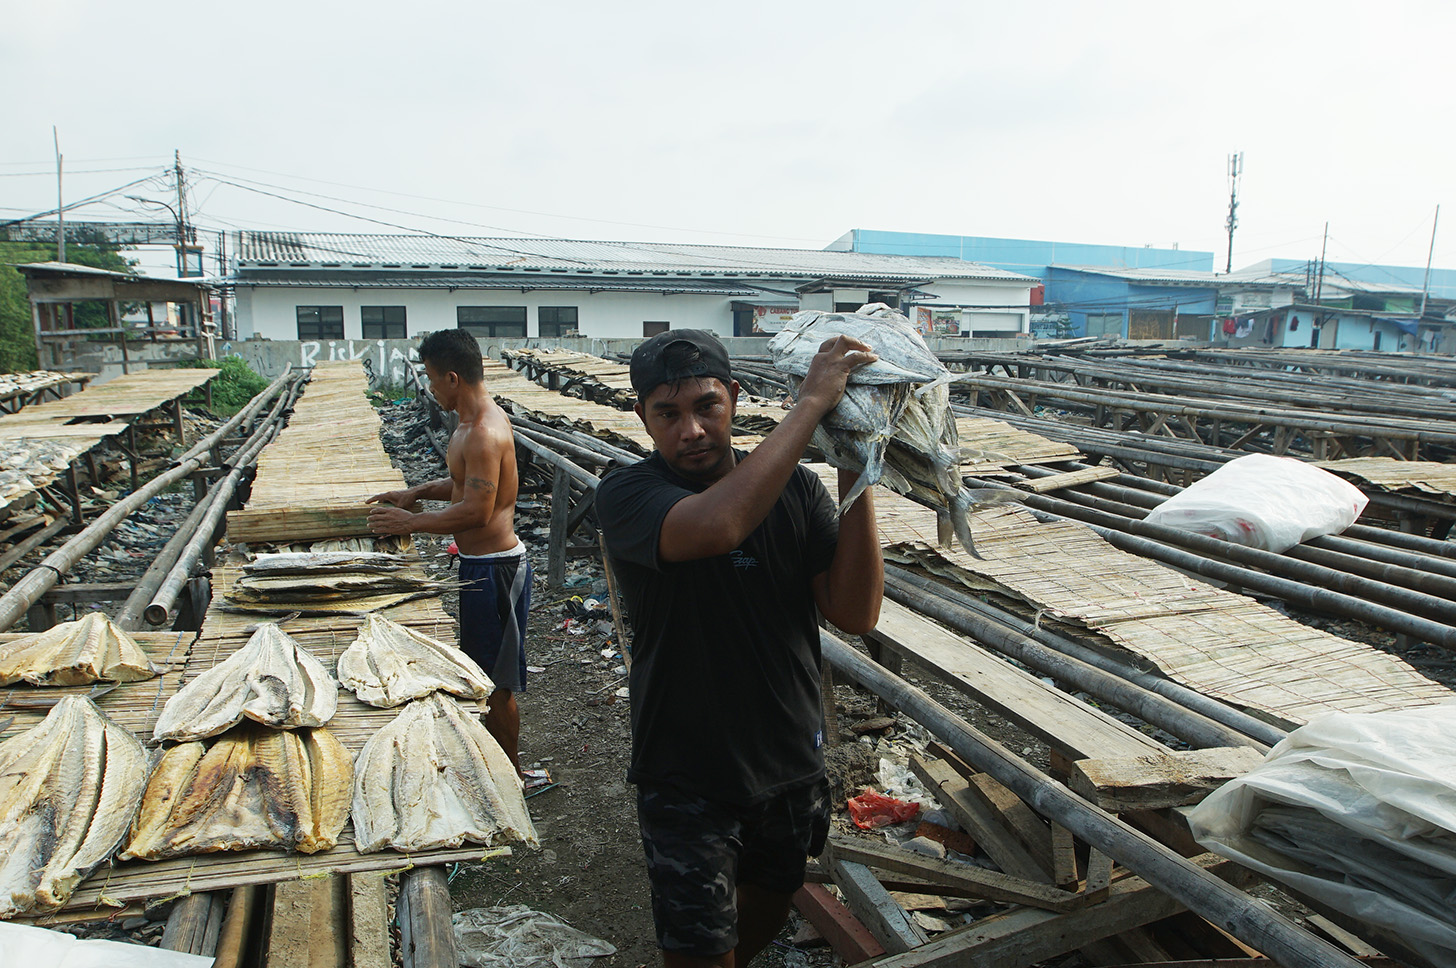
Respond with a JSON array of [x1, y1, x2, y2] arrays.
[[1050, 265, 1225, 286], [234, 232, 1037, 284], [235, 272, 762, 296]]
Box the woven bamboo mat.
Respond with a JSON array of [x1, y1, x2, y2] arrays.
[[849, 472, 1452, 726], [955, 416, 1081, 472], [0, 368, 214, 424], [1316, 457, 1456, 501], [228, 363, 406, 541], [483, 359, 657, 452], [0, 370, 91, 402]]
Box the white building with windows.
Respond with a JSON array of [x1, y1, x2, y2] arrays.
[[229, 233, 1036, 350]]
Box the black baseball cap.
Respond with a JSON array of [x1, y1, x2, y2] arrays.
[[630, 329, 733, 399]]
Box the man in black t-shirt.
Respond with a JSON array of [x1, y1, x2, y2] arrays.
[[596, 329, 884, 968]]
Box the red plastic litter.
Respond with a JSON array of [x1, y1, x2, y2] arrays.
[[447, 541, 459, 555], [846, 788, 920, 830]]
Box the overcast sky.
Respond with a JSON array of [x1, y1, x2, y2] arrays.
[[4, 1, 1452, 280]]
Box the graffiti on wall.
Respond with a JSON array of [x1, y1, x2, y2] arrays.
[[299, 340, 418, 383]]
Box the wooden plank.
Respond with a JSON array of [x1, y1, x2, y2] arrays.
[[793, 883, 888, 964], [826, 834, 1080, 913], [831, 859, 929, 955], [962, 773, 1054, 875], [854, 855, 1239, 968], [349, 874, 394, 968], [909, 755, 1052, 886], [868, 600, 1163, 762], [1050, 824, 1079, 889], [1083, 848, 1113, 905], [213, 885, 261, 968], [267, 875, 348, 968], [1068, 747, 1266, 813]]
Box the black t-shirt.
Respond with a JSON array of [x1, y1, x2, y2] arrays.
[[595, 451, 839, 805]]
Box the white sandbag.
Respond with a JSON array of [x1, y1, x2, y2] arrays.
[[1143, 453, 1367, 553], [1187, 702, 1456, 968]]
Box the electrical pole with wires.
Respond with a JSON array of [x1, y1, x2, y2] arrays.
[[1224, 151, 1243, 273], [53, 127, 64, 263]]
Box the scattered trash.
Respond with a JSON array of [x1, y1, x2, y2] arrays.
[[901, 835, 947, 860], [614, 686, 630, 699], [453, 904, 616, 968], [847, 788, 921, 829]]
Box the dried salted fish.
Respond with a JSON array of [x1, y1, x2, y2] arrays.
[[352, 692, 537, 853], [245, 551, 413, 576], [0, 613, 156, 687], [121, 723, 351, 860], [338, 614, 494, 708], [769, 305, 1011, 557], [153, 622, 337, 742], [228, 571, 452, 605], [0, 696, 149, 917]]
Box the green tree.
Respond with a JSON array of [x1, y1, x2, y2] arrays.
[[0, 236, 136, 372]]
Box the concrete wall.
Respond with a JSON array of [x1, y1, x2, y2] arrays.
[[236, 285, 741, 343]]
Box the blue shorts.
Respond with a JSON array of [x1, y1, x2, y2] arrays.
[[458, 551, 532, 693]]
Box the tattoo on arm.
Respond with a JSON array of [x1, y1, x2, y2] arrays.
[[465, 477, 497, 493]]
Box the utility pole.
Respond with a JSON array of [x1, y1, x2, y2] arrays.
[[174, 149, 189, 277], [1419, 204, 1440, 319], [1224, 151, 1243, 273], [53, 127, 64, 263]]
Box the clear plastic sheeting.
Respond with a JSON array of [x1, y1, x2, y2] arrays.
[[453, 904, 617, 968], [1187, 701, 1456, 967], [0, 923, 213, 967], [1143, 453, 1368, 553]]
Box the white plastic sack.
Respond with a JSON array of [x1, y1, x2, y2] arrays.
[[1143, 453, 1367, 553], [453, 904, 616, 968], [0, 923, 213, 968], [1186, 701, 1456, 968]]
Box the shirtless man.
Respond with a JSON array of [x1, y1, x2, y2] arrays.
[[367, 328, 530, 773]]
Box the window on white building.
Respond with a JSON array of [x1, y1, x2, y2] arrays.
[[643, 321, 669, 337], [362, 306, 407, 339], [458, 306, 526, 338], [539, 307, 579, 338], [297, 306, 344, 340]]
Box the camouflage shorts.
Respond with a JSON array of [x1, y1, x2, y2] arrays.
[[636, 779, 830, 956]]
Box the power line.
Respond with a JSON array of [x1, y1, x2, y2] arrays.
[[185, 156, 835, 245]]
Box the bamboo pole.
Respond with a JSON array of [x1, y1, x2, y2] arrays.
[[819, 631, 1366, 968]]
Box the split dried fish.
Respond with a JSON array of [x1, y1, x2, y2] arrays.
[[153, 623, 337, 742], [121, 722, 351, 860], [769, 305, 1010, 557], [352, 692, 537, 853], [0, 613, 156, 687], [229, 572, 453, 605], [244, 551, 414, 576], [338, 614, 494, 708], [0, 696, 149, 917]]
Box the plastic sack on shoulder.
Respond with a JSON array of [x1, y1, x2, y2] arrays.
[[1186, 701, 1456, 968], [1143, 453, 1367, 553]]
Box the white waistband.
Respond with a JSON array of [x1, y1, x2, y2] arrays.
[[458, 538, 526, 562]]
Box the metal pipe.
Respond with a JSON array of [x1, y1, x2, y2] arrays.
[[512, 434, 601, 490], [1010, 498, 1456, 650], [512, 423, 612, 468], [881, 574, 1267, 751], [819, 631, 1366, 968], [883, 564, 1289, 747], [1038, 463, 1456, 582], [1024, 472, 1456, 603], [971, 478, 1456, 631]]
